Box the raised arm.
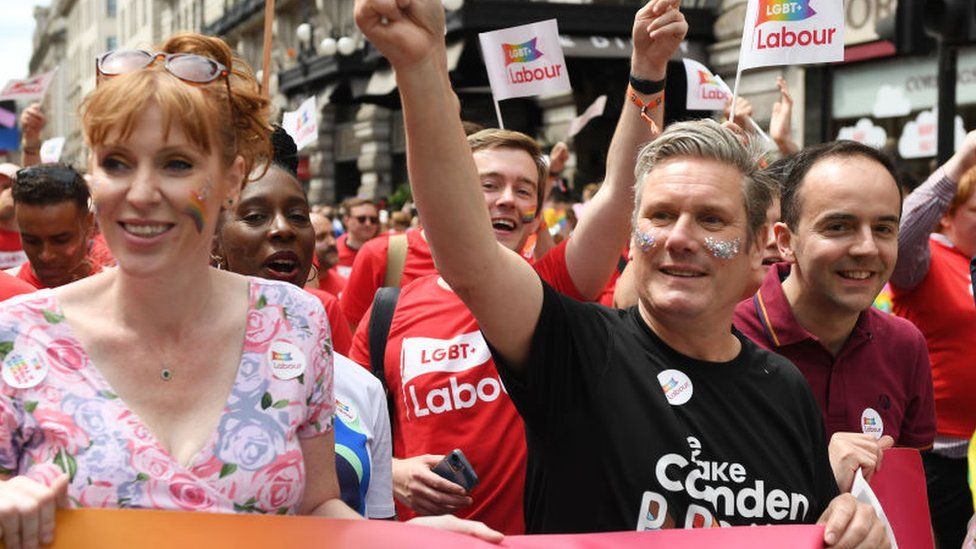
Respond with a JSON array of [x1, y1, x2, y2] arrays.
[[355, 0, 541, 370], [565, 0, 685, 299], [890, 130, 976, 290]]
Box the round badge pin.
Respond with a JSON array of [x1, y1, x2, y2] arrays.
[[860, 407, 884, 439], [657, 369, 693, 406], [2, 349, 49, 389], [267, 341, 306, 380]]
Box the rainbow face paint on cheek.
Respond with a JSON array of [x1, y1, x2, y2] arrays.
[[184, 178, 214, 234], [704, 236, 742, 260], [521, 207, 538, 223]]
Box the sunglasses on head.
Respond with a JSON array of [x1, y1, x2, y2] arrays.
[[355, 215, 379, 224], [95, 49, 235, 126], [96, 50, 229, 83]]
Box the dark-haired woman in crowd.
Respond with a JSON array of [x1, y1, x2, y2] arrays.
[[0, 33, 499, 548], [212, 127, 352, 355], [213, 128, 393, 519]]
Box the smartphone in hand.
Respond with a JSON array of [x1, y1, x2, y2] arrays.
[[432, 449, 479, 492]]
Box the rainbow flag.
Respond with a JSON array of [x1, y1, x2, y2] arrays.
[[661, 377, 679, 393], [502, 38, 543, 66], [755, 0, 817, 26], [271, 351, 293, 361]]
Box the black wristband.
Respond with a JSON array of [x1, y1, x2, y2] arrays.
[[629, 74, 666, 95]]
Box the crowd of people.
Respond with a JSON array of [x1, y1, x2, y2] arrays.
[[0, 0, 972, 547]]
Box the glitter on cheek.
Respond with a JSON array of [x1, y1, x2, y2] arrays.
[[633, 227, 659, 252], [704, 236, 742, 260]]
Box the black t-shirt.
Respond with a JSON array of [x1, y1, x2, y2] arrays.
[[492, 281, 839, 534]]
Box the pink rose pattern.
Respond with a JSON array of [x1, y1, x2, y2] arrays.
[[0, 278, 334, 514]]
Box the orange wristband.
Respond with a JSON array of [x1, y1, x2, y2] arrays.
[[627, 85, 663, 132]]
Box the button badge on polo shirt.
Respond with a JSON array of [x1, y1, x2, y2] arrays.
[[2, 348, 48, 389], [268, 341, 306, 380], [860, 407, 884, 439], [657, 369, 693, 406]]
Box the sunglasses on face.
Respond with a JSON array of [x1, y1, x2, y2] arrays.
[[354, 215, 379, 225]]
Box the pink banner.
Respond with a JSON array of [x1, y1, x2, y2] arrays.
[[45, 508, 826, 548], [869, 447, 934, 549]]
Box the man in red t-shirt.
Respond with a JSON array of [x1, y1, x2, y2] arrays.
[[733, 141, 935, 493], [336, 198, 380, 277], [348, 11, 666, 528], [7, 164, 101, 289], [0, 163, 27, 270], [310, 211, 347, 297]]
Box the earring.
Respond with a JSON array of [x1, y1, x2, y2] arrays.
[[210, 254, 226, 270], [307, 262, 319, 283]]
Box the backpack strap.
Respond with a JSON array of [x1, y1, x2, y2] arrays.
[[368, 286, 401, 426], [383, 233, 409, 288]]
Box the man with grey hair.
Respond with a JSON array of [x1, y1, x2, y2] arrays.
[[356, 0, 888, 544]]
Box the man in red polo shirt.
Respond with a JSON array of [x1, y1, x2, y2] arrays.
[[733, 141, 935, 492], [336, 197, 381, 277], [7, 164, 102, 289]]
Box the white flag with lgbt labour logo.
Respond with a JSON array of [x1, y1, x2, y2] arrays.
[[737, 0, 844, 72], [478, 19, 572, 102], [683, 58, 733, 111]]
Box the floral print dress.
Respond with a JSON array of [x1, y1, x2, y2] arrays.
[[0, 277, 334, 514]]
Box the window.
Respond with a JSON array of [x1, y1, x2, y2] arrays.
[[107, 0, 116, 17], [106, 36, 117, 52]]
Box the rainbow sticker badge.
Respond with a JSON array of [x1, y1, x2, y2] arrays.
[[860, 408, 883, 439], [755, 0, 817, 27], [657, 369, 693, 406], [2, 348, 48, 389], [502, 38, 543, 66], [268, 341, 306, 380]]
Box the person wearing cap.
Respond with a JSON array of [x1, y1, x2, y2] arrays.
[[0, 163, 28, 270]]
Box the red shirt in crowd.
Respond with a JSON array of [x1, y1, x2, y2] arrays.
[[348, 240, 584, 535], [335, 233, 360, 278], [0, 271, 36, 301], [0, 229, 27, 270], [318, 267, 347, 298], [88, 232, 116, 268], [891, 237, 976, 439], [13, 260, 105, 290], [304, 286, 353, 356], [734, 263, 936, 448], [340, 230, 437, 327]]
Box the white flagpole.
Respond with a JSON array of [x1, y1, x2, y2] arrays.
[[729, 67, 742, 124], [494, 99, 505, 129]]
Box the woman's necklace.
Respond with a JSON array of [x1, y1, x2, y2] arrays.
[[161, 363, 174, 381]]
